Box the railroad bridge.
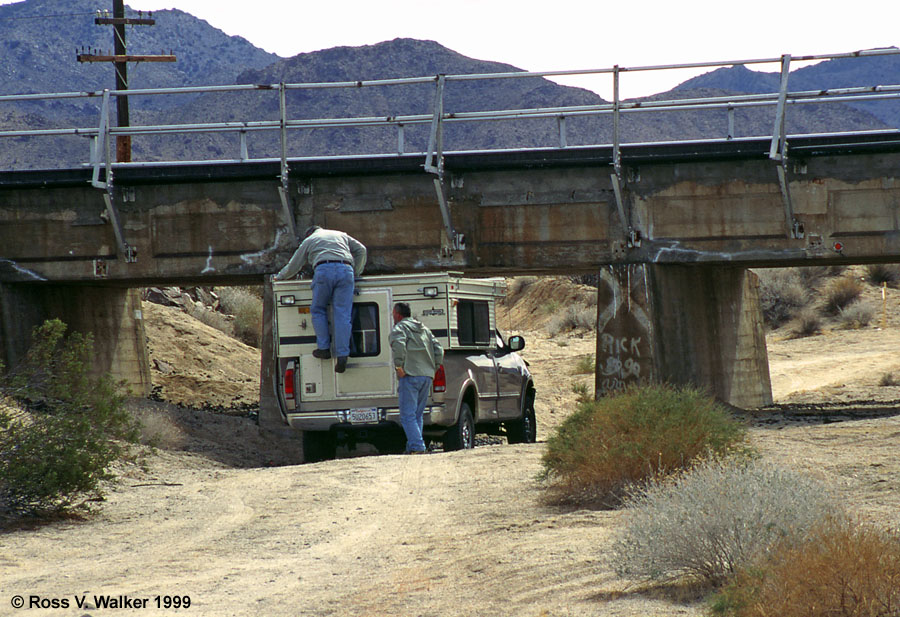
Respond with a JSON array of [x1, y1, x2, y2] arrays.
[[2, 49, 900, 415]]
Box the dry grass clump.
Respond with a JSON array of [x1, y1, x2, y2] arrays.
[[546, 304, 595, 336], [880, 372, 899, 387], [216, 286, 263, 348], [571, 382, 593, 404], [866, 263, 900, 288], [823, 276, 863, 315], [712, 519, 900, 616], [541, 385, 750, 507], [613, 459, 837, 585], [757, 269, 808, 328], [572, 354, 595, 374], [788, 307, 822, 338]]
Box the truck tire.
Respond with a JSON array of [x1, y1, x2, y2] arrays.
[[506, 392, 537, 444], [302, 431, 336, 463], [443, 403, 475, 451]]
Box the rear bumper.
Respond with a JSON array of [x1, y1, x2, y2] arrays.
[[288, 403, 453, 431]]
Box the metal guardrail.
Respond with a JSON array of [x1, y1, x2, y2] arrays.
[[3, 48, 900, 250]]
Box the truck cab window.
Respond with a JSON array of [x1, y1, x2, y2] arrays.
[[349, 302, 380, 357], [457, 300, 491, 346]]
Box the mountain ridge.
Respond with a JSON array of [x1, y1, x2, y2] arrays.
[[0, 0, 896, 169]]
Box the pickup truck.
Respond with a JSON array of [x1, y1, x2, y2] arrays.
[[272, 272, 537, 462]]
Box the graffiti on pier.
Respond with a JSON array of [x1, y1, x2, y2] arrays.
[[596, 264, 653, 396]]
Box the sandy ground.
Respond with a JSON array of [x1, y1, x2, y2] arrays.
[[4, 276, 900, 616]]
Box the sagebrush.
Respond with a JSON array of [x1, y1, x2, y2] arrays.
[[823, 277, 863, 315], [546, 304, 595, 336], [837, 301, 875, 329], [712, 519, 900, 616], [0, 320, 139, 516], [613, 458, 837, 584], [541, 384, 750, 506]]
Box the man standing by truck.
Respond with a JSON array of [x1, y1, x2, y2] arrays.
[[390, 302, 444, 454], [275, 225, 367, 373]]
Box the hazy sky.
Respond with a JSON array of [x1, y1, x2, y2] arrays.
[[4, 0, 898, 98]]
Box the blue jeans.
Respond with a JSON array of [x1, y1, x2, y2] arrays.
[[311, 262, 355, 358], [398, 375, 432, 452]]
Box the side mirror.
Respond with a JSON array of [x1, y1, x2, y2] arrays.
[[508, 335, 525, 352]]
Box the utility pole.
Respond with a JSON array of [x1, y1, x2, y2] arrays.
[[77, 0, 176, 162]]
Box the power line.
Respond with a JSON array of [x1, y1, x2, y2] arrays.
[[0, 12, 98, 21]]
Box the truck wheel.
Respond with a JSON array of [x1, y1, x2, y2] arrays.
[[302, 431, 336, 463], [443, 403, 475, 451], [506, 393, 537, 444]]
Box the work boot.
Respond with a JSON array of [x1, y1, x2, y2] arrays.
[[312, 348, 331, 359], [335, 357, 348, 373]]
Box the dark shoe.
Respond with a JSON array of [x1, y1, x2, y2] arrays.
[[404, 449, 426, 455], [312, 348, 331, 359], [335, 357, 348, 373]]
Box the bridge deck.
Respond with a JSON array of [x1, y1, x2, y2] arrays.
[[2, 132, 900, 284]]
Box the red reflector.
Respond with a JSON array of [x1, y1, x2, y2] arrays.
[[284, 367, 295, 400], [433, 365, 446, 393]]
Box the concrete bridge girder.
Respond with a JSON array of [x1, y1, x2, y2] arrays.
[[2, 139, 899, 408]]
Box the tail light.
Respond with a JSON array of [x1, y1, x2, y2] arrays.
[[433, 365, 446, 393], [284, 366, 295, 400]]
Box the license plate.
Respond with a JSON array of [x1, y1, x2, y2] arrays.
[[348, 407, 378, 423]]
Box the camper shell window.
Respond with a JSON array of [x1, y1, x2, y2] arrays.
[[350, 302, 380, 357], [457, 299, 491, 346]]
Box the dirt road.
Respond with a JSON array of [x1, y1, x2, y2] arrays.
[[6, 401, 900, 617], [5, 280, 900, 616]]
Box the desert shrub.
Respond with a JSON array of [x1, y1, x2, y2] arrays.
[[573, 354, 595, 374], [216, 286, 263, 348], [614, 459, 838, 585], [712, 519, 900, 616], [546, 305, 595, 336], [788, 307, 821, 338], [837, 301, 875, 329], [756, 269, 807, 328], [0, 320, 138, 516], [866, 263, 900, 288], [541, 384, 750, 507], [541, 299, 562, 315], [823, 277, 863, 315]]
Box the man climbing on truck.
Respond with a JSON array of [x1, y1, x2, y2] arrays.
[[390, 302, 444, 454], [274, 225, 367, 373]]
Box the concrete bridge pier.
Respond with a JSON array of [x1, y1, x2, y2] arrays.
[[595, 264, 772, 409], [0, 284, 151, 396]]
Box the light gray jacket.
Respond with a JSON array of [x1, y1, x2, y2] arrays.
[[390, 318, 444, 377], [275, 228, 367, 279]]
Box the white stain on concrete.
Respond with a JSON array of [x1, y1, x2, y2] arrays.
[[240, 228, 288, 266], [0, 260, 46, 281], [202, 245, 215, 273]]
